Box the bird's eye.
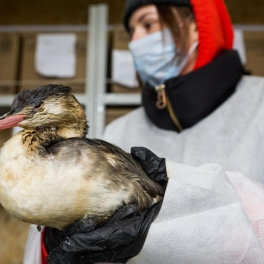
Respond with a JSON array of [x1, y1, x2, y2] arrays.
[[34, 102, 42, 110]]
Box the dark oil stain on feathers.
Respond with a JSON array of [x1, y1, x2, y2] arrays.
[[2, 84, 164, 225]]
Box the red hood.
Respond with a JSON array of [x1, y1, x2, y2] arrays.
[[191, 0, 234, 70]]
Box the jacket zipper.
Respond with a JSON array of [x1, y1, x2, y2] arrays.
[[155, 84, 183, 132]]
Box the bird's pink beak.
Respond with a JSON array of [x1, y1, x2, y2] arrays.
[[0, 115, 26, 130]]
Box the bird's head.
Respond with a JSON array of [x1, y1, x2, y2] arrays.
[[0, 84, 88, 138]]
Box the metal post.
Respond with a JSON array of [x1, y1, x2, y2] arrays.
[[86, 4, 108, 139]]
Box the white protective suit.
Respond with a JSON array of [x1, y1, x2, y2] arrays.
[[24, 76, 264, 263], [104, 76, 264, 183]]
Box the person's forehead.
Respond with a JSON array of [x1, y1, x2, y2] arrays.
[[129, 5, 158, 27]]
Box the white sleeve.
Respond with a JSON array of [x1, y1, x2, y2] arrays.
[[128, 161, 264, 264], [23, 225, 42, 264]]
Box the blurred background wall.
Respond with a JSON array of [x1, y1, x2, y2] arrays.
[[0, 0, 263, 25]]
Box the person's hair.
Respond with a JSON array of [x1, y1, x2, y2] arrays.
[[157, 5, 195, 64]]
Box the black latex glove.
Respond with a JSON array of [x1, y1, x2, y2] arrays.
[[46, 147, 168, 264], [130, 147, 168, 190]]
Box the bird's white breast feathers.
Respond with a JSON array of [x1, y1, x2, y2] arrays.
[[0, 134, 131, 229]]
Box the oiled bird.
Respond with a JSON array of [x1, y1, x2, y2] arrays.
[[0, 84, 163, 230]]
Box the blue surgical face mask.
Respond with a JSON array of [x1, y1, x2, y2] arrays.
[[129, 29, 198, 87]]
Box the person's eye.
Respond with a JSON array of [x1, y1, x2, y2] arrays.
[[144, 20, 160, 33], [145, 22, 152, 30]]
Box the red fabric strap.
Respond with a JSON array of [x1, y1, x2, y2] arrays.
[[41, 228, 48, 264]]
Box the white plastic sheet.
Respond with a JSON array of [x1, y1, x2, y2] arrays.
[[35, 34, 76, 78], [233, 29, 246, 65], [112, 49, 139, 87], [128, 161, 264, 264]]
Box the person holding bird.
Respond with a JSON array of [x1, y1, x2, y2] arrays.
[[22, 0, 264, 263]]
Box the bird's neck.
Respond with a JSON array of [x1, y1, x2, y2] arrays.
[[0, 128, 62, 164], [16, 124, 86, 156], [55, 112, 88, 139], [16, 128, 63, 156], [56, 125, 87, 139]]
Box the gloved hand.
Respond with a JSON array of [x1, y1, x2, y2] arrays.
[[46, 147, 168, 264], [131, 147, 167, 190]]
